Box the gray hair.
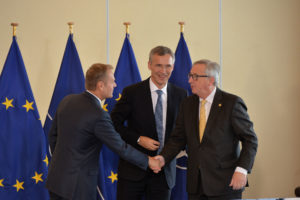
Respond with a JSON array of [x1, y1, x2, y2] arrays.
[[193, 59, 220, 86], [149, 46, 175, 64]]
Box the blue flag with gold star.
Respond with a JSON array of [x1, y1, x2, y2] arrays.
[[43, 33, 85, 161], [97, 33, 141, 200], [170, 32, 191, 200], [0, 36, 49, 199]]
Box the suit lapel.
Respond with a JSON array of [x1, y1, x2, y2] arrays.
[[202, 88, 223, 142], [165, 83, 175, 141], [189, 95, 201, 143], [142, 78, 157, 134]]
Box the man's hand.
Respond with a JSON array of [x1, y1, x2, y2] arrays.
[[154, 155, 165, 167], [150, 155, 165, 173], [138, 136, 160, 151], [229, 171, 247, 190], [148, 156, 162, 173]]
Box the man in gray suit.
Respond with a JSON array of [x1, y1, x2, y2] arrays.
[[156, 59, 258, 200], [46, 63, 160, 200]]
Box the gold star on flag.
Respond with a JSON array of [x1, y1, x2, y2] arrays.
[[32, 172, 43, 184], [43, 155, 49, 166], [13, 179, 24, 192], [108, 171, 118, 183], [22, 100, 34, 112], [0, 179, 4, 187], [102, 104, 108, 112], [2, 97, 14, 110], [115, 93, 122, 101]]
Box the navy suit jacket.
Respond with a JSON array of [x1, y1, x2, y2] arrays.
[[110, 78, 187, 188], [46, 91, 148, 200], [161, 88, 258, 196]]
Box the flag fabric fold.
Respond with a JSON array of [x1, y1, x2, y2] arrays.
[[170, 32, 192, 200], [43, 34, 85, 159], [97, 33, 141, 200], [169, 32, 192, 95], [0, 36, 49, 199]]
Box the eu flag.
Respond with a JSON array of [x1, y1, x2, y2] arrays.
[[170, 32, 191, 200], [43, 34, 85, 160], [0, 36, 49, 199], [169, 32, 192, 95], [97, 33, 141, 200]]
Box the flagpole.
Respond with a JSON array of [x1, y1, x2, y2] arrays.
[[123, 22, 131, 38], [67, 22, 74, 34], [11, 23, 18, 36], [179, 21, 185, 34]]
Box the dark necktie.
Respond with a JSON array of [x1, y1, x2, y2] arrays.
[[155, 90, 163, 153]]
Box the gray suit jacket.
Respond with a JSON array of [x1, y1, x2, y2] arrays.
[[46, 91, 148, 200], [161, 88, 258, 196], [111, 78, 187, 188]]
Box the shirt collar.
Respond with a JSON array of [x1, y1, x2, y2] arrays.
[[149, 78, 167, 94], [86, 90, 102, 105], [200, 87, 216, 104]]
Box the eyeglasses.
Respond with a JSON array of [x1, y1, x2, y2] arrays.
[[188, 73, 209, 81]]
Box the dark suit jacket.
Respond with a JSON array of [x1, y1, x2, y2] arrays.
[[110, 78, 187, 188], [161, 88, 258, 196], [46, 91, 148, 200]]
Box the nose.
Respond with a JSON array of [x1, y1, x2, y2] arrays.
[[188, 76, 193, 83], [114, 82, 117, 88], [160, 66, 167, 74]]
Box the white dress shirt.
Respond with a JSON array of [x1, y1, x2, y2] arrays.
[[149, 79, 167, 146]]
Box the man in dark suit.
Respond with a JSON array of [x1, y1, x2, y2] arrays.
[[111, 46, 187, 200], [46, 63, 161, 200], [156, 59, 258, 199]]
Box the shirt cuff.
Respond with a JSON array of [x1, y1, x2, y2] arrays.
[[137, 136, 140, 144], [235, 167, 248, 175]]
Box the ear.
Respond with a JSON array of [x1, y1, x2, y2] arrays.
[[209, 76, 215, 85], [96, 80, 104, 91], [148, 61, 152, 70]]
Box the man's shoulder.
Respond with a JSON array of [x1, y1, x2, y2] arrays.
[[217, 88, 243, 102], [60, 93, 83, 104], [122, 79, 149, 93], [167, 82, 187, 95]]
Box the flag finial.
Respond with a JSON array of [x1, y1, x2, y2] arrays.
[[68, 22, 74, 34], [178, 22, 185, 33], [11, 23, 18, 36], [123, 22, 131, 34]]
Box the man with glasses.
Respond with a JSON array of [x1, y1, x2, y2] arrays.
[[111, 46, 187, 200], [155, 59, 258, 200]]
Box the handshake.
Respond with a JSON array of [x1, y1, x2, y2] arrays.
[[148, 155, 166, 173]]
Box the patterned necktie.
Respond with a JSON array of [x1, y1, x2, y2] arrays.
[[155, 90, 164, 153], [199, 99, 207, 142]]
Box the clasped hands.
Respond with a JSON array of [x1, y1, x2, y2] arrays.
[[138, 136, 165, 173], [148, 155, 165, 173]]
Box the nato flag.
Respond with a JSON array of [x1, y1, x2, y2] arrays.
[[43, 34, 85, 160], [169, 32, 191, 200], [0, 36, 49, 199]]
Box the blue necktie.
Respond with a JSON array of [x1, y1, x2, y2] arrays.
[[155, 90, 164, 153]]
